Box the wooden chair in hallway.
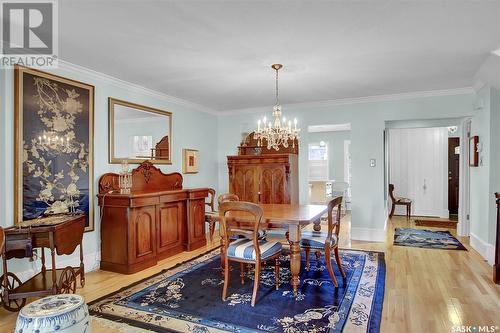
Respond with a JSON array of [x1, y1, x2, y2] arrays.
[[300, 196, 346, 287], [389, 184, 412, 219], [219, 201, 282, 307]]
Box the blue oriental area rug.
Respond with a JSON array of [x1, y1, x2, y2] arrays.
[[89, 248, 385, 333], [394, 228, 467, 250]]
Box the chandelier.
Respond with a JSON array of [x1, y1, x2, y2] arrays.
[[254, 64, 300, 151]]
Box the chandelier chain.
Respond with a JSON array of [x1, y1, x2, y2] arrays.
[[275, 66, 279, 106]]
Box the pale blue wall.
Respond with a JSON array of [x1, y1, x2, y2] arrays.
[[217, 94, 475, 238], [490, 88, 500, 245], [0, 65, 219, 274], [470, 86, 492, 246], [308, 131, 351, 182]]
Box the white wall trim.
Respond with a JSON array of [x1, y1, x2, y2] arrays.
[[6, 251, 101, 284], [469, 233, 495, 265], [351, 227, 386, 242], [57, 60, 218, 115], [220, 87, 475, 116]]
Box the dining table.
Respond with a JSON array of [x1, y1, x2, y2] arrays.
[[210, 203, 328, 295]]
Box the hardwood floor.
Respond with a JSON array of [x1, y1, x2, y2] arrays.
[[1, 215, 499, 332]]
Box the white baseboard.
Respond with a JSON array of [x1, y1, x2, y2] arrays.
[[351, 227, 386, 242], [469, 233, 495, 265], [6, 251, 101, 283]]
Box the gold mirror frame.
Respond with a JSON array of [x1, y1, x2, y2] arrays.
[[108, 98, 172, 164]]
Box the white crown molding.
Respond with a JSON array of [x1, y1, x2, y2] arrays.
[[218, 87, 475, 116], [472, 79, 486, 93], [57, 60, 218, 115]]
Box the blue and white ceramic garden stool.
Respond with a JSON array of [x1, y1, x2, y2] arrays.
[[15, 294, 91, 333]]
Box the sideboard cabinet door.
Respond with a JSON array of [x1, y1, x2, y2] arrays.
[[130, 206, 157, 264], [187, 198, 206, 251], [156, 201, 185, 258]]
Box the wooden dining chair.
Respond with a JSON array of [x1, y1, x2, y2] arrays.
[[218, 193, 239, 206], [300, 196, 346, 287], [219, 201, 282, 307], [204, 188, 217, 242], [218, 193, 266, 240], [388, 184, 412, 219]]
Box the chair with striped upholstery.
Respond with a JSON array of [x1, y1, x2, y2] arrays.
[[218, 193, 267, 240], [219, 201, 281, 307], [301, 196, 346, 287]]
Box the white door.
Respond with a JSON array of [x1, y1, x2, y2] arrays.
[[389, 127, 448, 217]]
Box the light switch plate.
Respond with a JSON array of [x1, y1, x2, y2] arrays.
[[370, 159, 376, 167]]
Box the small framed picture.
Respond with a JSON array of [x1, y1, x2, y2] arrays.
[[469, 136, 479, 167], [183, 149, 199, 174]]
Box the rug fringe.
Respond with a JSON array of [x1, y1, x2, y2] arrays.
[[92, 316, 152, 332]]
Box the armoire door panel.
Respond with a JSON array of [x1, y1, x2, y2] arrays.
[[234, 167, 259, 203], [260, 166, 287, 204]]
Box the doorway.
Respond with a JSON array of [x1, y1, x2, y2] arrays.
[[307, 123, 351, 211], [388, 127, 449, 218], [448, 137, 460, 220]]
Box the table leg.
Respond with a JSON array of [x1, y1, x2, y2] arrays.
[[41, 247, 46, 275], [220, 235, 226, 273], [288, 225, 301, 296], [49, 233, 57, 294]]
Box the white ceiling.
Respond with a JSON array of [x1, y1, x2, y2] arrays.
[[59, 1, 500, 113]]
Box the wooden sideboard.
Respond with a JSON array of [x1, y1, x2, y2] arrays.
[[97, 161, 208, 274]]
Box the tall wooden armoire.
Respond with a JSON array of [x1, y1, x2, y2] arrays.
[[227, 132, 299, 204]]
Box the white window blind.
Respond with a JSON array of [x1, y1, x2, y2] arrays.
[[308, 143, 328, 180]]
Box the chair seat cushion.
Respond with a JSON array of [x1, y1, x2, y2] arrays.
[[299, 231, 338, 249], [396, 197, 412, 204], [226, 238, 282, 261]]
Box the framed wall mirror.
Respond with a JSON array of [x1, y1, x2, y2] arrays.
[[109, 98, 172, 164]]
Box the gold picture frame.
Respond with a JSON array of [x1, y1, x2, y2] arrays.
[[14, 65, 95, 232], [183, 149, 199, 174], [109, 98, 172, 165]]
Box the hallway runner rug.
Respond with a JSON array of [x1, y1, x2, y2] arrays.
[[414, 219, 457, 228], [89, 248, 385, 333], [393, 228, 467, 250]]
